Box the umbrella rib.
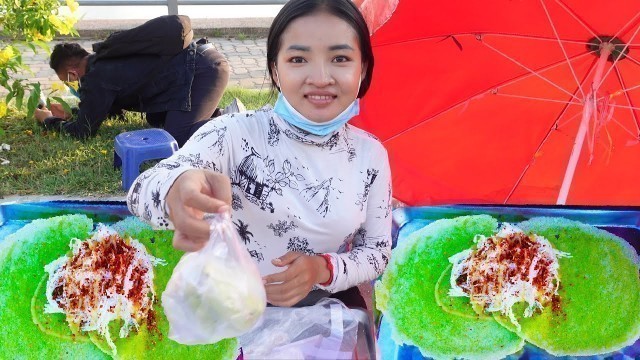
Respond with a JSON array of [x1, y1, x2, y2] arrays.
[[540, 0, 585, 98], [481, 40, 581, 102], [493, 93, 582, 106], [503, 92, 579, 204], [484, 33, 592, 45], [611, 9, 640, 41], [384, 52, 592, 143], [597, 20, 640, 89], [609, 104, 640, 111], [617, 52, 640, 67], [504, 62, 596, 204], [613, 66, 640, 136], [491, 51, 594, 89], [612, 116, 640, 140], [374, 33, 592, 49], [594, 54, 640, 103], [554, 0, 601, 40]]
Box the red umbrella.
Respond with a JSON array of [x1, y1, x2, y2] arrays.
[[353, 0, 640, 206], [356, 0, 399, 34]]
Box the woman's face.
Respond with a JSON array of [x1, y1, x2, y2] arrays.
[[273, 11, 364, 123]]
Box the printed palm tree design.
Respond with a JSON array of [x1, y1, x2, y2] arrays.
[[301, 178, 333, 217], [234, 219, 254, 245]]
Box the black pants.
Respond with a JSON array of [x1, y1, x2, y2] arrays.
[[147, 44, 230, 147]]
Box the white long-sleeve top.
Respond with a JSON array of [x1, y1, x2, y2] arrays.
[[127, 105, 392, 293]]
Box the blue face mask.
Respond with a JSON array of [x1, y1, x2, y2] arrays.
[[273, 92, 360, 136]]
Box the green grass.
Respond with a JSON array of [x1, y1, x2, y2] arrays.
[[0, 87, 275, 198]]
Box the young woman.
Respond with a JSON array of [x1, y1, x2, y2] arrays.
[[127, 0, 392, 308]]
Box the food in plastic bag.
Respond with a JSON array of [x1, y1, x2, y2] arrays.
[[238, 298, 359, 359], [162, 212, 267, 345]]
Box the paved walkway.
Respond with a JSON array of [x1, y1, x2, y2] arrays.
[[21, 36, 272, 95]]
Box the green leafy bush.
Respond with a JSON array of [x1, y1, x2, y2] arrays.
[[0, 0, 79, 118]]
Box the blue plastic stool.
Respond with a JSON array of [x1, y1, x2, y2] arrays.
[[114, 129, 179, 191]]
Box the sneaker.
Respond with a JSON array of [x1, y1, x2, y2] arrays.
[[221, 98, 246, 115]]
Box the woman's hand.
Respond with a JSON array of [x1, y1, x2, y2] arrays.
[[263, 252, 331, 307], [166, 169, 232, 252]]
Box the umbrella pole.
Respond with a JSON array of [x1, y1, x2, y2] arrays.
[[556, 47, 612, 205]]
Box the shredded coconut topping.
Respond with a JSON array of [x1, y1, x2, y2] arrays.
[[44, 225, 166, 355], [449, 223, 570, 329]]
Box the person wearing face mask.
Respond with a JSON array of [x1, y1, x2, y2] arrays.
[[127, 0, 392, 309], [33, 41, 232, 147]]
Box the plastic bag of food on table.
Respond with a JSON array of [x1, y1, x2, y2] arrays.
[[162, 212, 266, 345], [239, 298, 359, 359]]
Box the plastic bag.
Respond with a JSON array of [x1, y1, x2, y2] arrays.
[[162, 212, 266, 345], [238, 298, 359, 359]]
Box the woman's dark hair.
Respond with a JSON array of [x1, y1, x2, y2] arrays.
[[49, 43, 90, 72], [266, 0, 374, 98]]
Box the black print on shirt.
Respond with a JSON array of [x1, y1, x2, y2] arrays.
[[367, 254, 381, 275], [156, 161, 182, 171], [301, 178, 332, 217], [381, 253, 389, 267], [151, 188, 161, 209], [156, 217, 169, 228], [234, 219, 254, 245], [287, 236, 315, 256], [128, 181, 142, 209], [348, 248, 364, 264], [231, 147, 305, 213], [384, 183, 392, 218], [249, 250, 264, 262], [194, 125, 227, 158], [175, 153, 219, 171], [268, 220, 297, 237], [268, 117, 280, 146], [375, 239, 390, 249], [341, 130, 357, 162], [352, 227, 367, 247], [231, 193, 244, 211], [128, 168, 154, 215], [143, 203, 152, 222], [282, 128, 341, 150], [355, 169, 379, 211]]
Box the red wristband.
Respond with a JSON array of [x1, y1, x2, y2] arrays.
[[318, 253, 334, 286]]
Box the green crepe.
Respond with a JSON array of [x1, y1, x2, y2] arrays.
[[375, 215, 525, 360], [376, 214, 640, 359], [496, 217, 640, 356], [0, 215, 238, 360]]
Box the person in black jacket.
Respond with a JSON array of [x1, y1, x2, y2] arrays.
[[34, 41, 230, 147]]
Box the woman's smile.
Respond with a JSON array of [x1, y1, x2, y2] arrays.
[[274, 11, 364, 123]]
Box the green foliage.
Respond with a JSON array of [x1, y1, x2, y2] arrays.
[[0, 0, 80, 118]]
